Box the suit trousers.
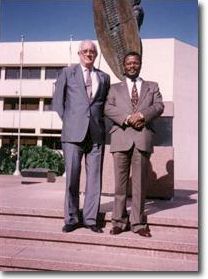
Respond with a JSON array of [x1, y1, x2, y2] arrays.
[[62, 141, 104, 226], [112, 146, 149, 232]]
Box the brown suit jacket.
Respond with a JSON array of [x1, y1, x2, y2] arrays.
[[104, 79, 164, 153]]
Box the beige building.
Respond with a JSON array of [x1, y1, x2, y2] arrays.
[[0, 39, 198, 184]]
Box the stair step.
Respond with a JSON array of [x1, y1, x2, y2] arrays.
[[0, 177, 198, 228], [0, 215, 198, 255], [0, 206, 197, 228], [0, 176, 198, 271], [0, 242, 198, 271]]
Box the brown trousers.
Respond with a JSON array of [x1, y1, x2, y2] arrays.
[[112, 146, 150, 232]]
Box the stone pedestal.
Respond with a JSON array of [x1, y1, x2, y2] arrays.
[[80, 145, 174, 199]]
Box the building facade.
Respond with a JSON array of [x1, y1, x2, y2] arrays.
[[0, 39, 198, 184]]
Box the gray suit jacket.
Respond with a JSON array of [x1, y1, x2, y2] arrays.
[[53, 64, 110, 144], [104, 79, 164, 153]]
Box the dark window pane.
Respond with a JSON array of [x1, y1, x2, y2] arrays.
[[5, 67, 41, 79], [22, 67, 41, 79], [4, 98, 19, 110], [2, 136, 37, 146], [21, 137, 37, 145], [20, 129, 35, 133], [2, 128, 35, 133], [42, 137, 62, 149], [2, 128, 18, 133], [5, 67, 20, 79], [4, 98, 39, 110], [21, 98, 39, 110], [41, 129, 61, 134], [43, 98, 52, 111], [45, 67, 63, 79], [2, 136, 16, 146]]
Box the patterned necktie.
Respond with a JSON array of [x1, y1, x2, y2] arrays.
[[85, 69, 92, 99], [131, 81, 139, 112]]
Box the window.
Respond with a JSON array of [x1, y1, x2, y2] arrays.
[[22, 67, 41, 79], [4, 98, 39, 110], [5, 67, 41, 79], [21, 98, 39, 110], [45, 67, 64, 79], [5, 67, 19, 79], [42, 137, 62, 149], [2, 128, 18, 133], [2, 128, 35, 134], [41, 129, 61, 134], [4, 98, 19, 110], [2, 136, 37, 146], [43, 98, 52, 111]]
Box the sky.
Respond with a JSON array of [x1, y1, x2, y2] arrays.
[[0, 0, 199, 47]]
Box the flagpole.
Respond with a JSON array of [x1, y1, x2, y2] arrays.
[[69, 34, 73, 65], [14, 35, 24, 175]]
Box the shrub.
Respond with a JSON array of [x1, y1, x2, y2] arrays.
[[0, 145, 65, 176], [0, 145, 16, 174]]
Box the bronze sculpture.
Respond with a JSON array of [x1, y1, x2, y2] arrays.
[[93, 0, 144, 81]]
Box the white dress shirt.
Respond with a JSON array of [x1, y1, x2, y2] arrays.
[[126, 76, 142, 99], [125, 76, 144, 125]]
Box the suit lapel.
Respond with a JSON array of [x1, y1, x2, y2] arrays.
[[90, 69, 103, 103], [120, 79, 150, 110], [138, 80, 150, 106], [94, 69, 102, 99], [74, 64, 89, 102], [120, 81, 132, 107]]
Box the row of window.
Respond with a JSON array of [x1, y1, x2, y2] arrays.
[[1, 128, 61, 134], [3, 98, 52, 111], [1, 136, 61, 149], [0, 117, 173, 147], [0, 67, 64, 80]]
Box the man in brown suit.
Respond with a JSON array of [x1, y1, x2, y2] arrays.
[[104, 51, 164, 237]]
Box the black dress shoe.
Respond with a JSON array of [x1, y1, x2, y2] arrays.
[[135, 227, 152, 237], [62, 223, 79, 233], [85, 225, 103, 233], [110, 226, 123, 235]]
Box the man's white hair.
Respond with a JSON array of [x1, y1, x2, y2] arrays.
[[78, 40, 98, 55]]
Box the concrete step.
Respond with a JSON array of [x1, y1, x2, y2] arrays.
[[0, 176, 198, 271], [0, 198, 198, 229], [0, 175, 198, 229], [0, 215, 198, 258], [0, 242, 198, 271]]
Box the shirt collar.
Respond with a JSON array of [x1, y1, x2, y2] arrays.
[[126, 76, 142, 88], [126, 76, 141, 82], [80, 64, 94, 73]]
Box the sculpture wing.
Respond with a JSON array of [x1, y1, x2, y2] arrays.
[[93, 0, 142, 81]]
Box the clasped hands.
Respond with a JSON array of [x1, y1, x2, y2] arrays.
[[126, 112, 145, 129]]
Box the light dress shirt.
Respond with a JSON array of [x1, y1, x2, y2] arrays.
[[125, 76, 142, 99]]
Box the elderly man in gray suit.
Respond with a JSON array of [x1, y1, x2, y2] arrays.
[[53, 40, 110, 233], [105, 51, 164, 237]]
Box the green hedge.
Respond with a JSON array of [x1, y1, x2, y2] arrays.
[[0, 145, 65, 176]]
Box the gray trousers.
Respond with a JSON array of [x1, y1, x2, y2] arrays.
[[112, 146, 149, 232], [62, 142, 104, 226]]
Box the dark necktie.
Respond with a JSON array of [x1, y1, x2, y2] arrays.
[[131, 81, 139, 112], [85, 69, 92, 99]]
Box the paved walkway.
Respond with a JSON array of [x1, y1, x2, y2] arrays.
[[0, 175, 198, 227], [0, 175, 198, 271]]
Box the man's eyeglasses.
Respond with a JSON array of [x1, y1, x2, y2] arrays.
[[80, 49, 96, 55]]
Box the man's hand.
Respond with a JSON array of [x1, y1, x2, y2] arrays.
[[127, 112, 145, 129]]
